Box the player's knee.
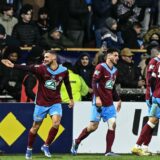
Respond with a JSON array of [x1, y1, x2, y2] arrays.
[[31, 124, 41, 133], [88, 123, 98, 132], [52, 121, 60, 128], [108, 118, 116, 130], [147, 121, 156, 128], [149, 117, 158, 125]]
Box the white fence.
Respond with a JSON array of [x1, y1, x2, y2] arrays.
[[73, 102, 160, 153]]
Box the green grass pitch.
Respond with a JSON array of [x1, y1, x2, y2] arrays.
[[0, 154, 160, 160]]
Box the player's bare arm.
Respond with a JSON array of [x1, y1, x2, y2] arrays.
[[1, 59, 14, 68], [96, 96, 102, 107], [116, 100, 121, 112], [68, 99, 74, 108]]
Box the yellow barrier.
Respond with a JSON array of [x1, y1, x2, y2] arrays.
[[20, 47, 147, 53]]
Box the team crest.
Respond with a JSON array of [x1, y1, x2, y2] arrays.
[[59, 76, 63, 81], [94, 70, 100, 75]]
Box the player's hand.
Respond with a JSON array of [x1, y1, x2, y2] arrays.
[[138, 80, 145, 87], [68, 99, 74, 108], [88, 88, 93, 94], [96, 97, 102, 107], [116, 100, 121, 112], [1, 59, 14, 68]]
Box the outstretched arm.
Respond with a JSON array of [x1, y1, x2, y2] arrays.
[[1, 59, 42, 75], [1, 59, 14, 68]]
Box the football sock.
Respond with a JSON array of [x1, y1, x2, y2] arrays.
[[136, 124, 153, 146], [45, 127, 59, 146], [27, 131, 37, 148], [76, 128, 91, 144], [143, 128, 154, 145], [106, 129, 115, 153]]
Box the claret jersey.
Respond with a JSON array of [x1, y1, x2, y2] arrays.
[[92, 63, 120, 106], [15, 64, 72, 106]]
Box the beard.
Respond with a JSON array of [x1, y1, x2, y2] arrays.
[[110, 58, 118, 65], [44, 60, 52, 66]]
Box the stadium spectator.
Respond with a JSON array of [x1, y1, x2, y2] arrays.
[[1, 50, 74, 159], [36, 7, 50, 35], [0, 4, 18, 35], [0, 46, 23, 101], [71, 48, 121, 156], [146, 33, 160, 53], [61, 62, 89, 103], [132, 49, 160, 156], [0, 24, 20, 59], [12, 4, 41, 46], [92, 43, 108, 66], [92, 0, 118, 47], [40, 27, 75, 50], [116, 48, 145, 101], [44, 0, 68, 31], [92, 50, 105, 66], [121, 22, 143, 49], [20, 72, 38, 102], [135, 0, 152, 35], [20, 55, 42, 102], [74, 52, 94, 100], [101, 17, 123, 49], [22, 0, 45, 20], [66, 0, 89, 47], [0, 0, 22, 17], [117, 0, 142, 28], [116, 48, 145, 88]]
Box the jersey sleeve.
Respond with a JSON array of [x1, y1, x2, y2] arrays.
[[14, 64, 44, 76], [150, 63, 159, 93], [63, 70, 73, 100], [92, 64, 103, 97]]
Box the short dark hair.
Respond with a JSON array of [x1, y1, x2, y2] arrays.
[[20, 4, 33, 15], [3, 46, 21, 58], [133, 22, 142, 28], [2, 4, 13, 12], [106, 48, 120, 54], [104, 48, 119, 60], [44, 50, 57, 56]]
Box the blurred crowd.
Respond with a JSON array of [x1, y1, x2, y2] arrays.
[[0, 0, 160, 102]]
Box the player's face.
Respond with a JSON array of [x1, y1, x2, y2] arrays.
[[43, 53, 57, 65], [109, 52, 119, 65]]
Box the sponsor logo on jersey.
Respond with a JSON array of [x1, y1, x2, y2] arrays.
[[105, 80, 115, 89], [44, 79, 57, 90]]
